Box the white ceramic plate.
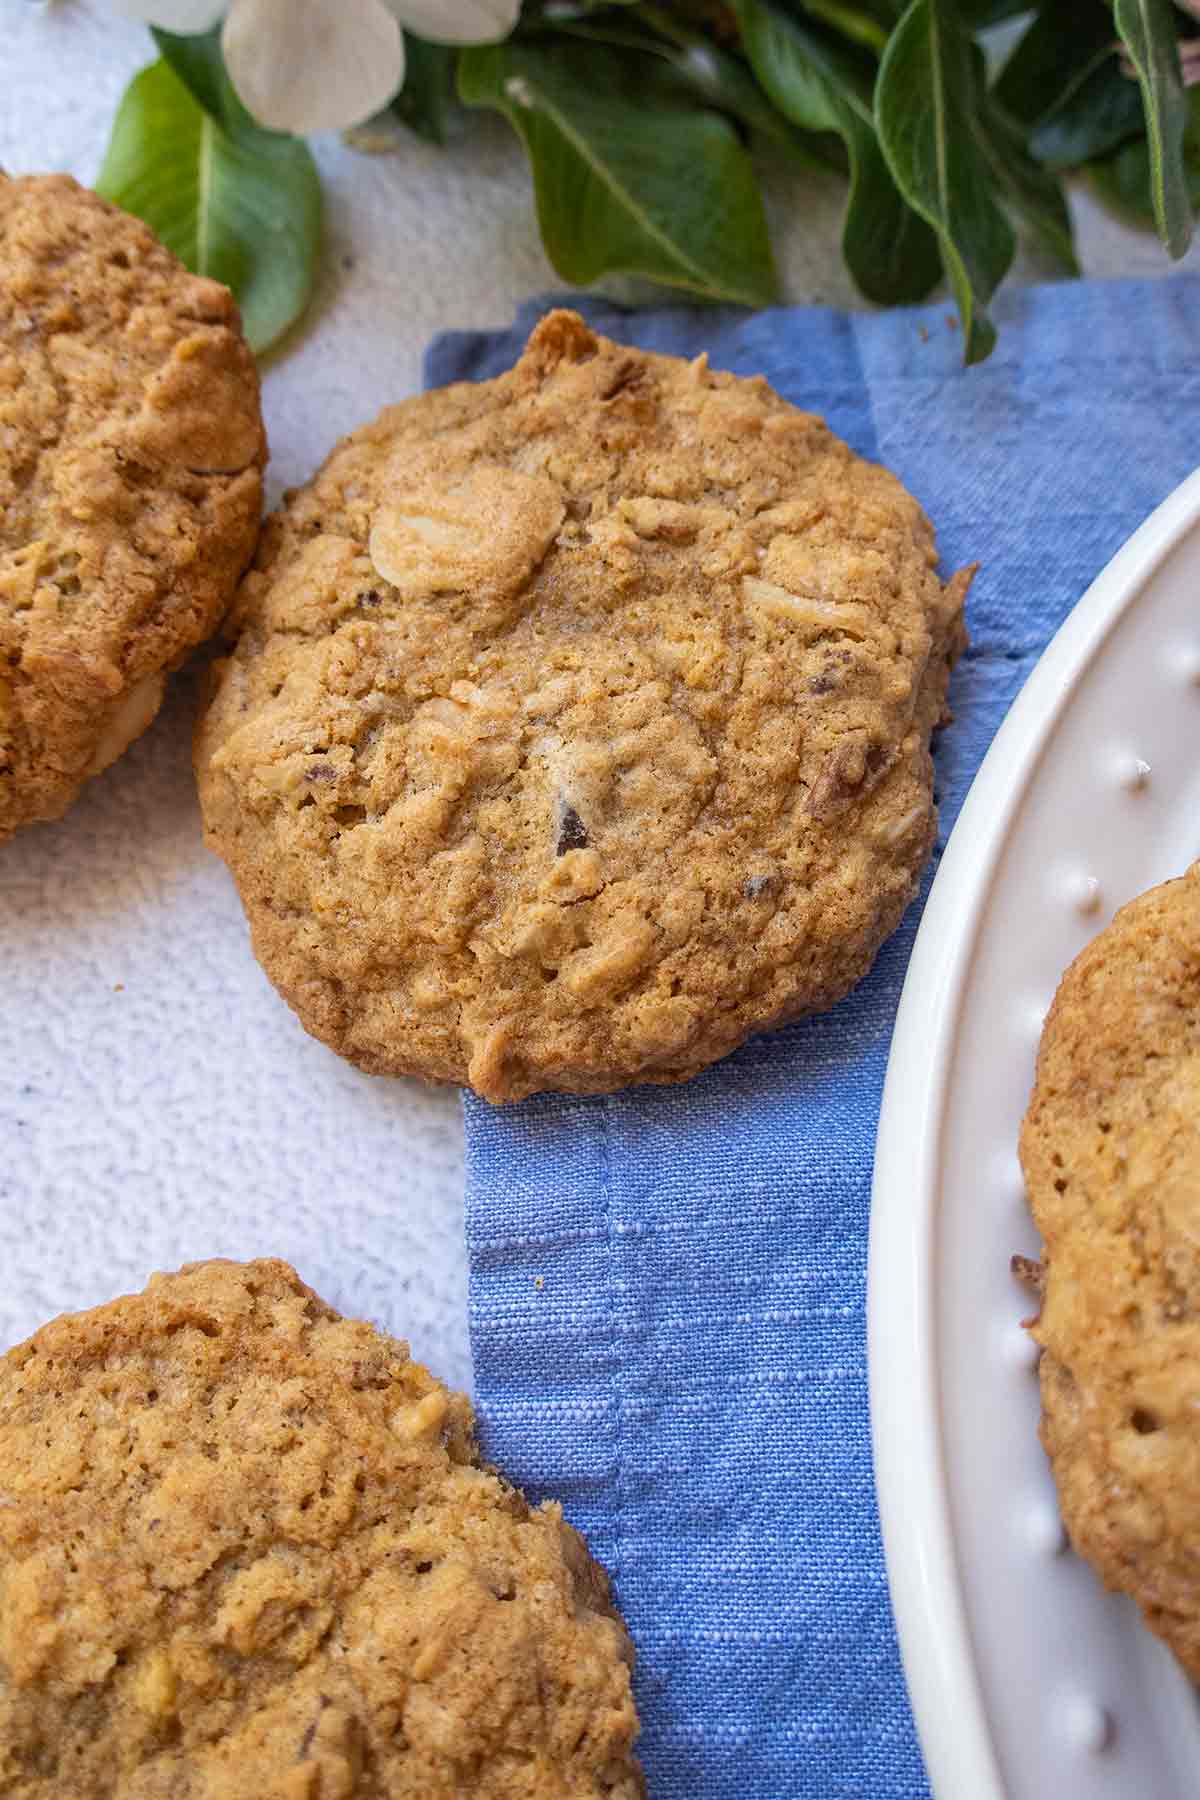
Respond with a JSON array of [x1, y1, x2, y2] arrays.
[[868, 468, 1200, 1798]]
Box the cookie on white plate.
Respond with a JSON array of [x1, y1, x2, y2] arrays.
[[1021, 862, 1200, 1678]]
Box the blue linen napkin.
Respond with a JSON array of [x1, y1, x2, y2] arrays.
[[427, 280, 1200, 1798]]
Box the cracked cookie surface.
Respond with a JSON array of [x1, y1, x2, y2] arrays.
[[1021, 863, 1200, 1678], [0, 1258, 643, 1797], [0, 172, 265, 841], [196, 310, 968, 1100]]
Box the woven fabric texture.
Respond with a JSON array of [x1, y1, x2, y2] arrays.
[[427, 280, 1200, 1797]]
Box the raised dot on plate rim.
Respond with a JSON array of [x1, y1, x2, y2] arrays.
[[1024, 1495, 1067, 1554], [994, 1148, 1025, 1196], [999, 1320, 1039, 1374], [1072, 874, 1102, 916], [1058, 1694, 1114, 1756], [1120, 755, 1152, 791]]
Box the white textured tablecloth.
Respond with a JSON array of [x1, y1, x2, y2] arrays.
[[4, 0, 1199, 1386]]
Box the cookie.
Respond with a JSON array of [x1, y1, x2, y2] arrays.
[[1020, 863, 1200, 1677], [196, 309, 969, 1101], [0, 172, 265, 841], [0, 1258, 643, 1797]]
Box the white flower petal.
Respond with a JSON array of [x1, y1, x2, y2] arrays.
[[108, 0, 227, 27], [223, 0, 405, 134], [384, 0, 520, 46]]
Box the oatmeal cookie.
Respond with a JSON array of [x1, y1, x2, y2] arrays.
[[0, 172, 264, 841], [0, 1258, 643, 1797], [1020, 863, 1200, 1678], [196, 310, 968, 1100]]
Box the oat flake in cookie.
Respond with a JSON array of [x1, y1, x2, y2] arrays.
[[1020, 863, 1200, 1681], [0, 173, 265, 841], [0, 1258, 643, 1797], [196, 310, 969, 1101]]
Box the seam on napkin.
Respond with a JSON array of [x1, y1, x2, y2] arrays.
[[963, 646, 1041, 662], [600, 1093, 627, 1590], [443, 278, 1200, 1799]]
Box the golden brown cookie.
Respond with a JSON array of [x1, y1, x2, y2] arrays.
[[196, 310, 968, 1101], [0, 172, 265, 842], [1020, 863, 1200, 1678], [0, 1258, 643, 1797]]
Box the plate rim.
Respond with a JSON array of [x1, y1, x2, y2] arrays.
[[867, 465, 1200, 1799]]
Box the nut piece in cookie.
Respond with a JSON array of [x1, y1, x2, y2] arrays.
[[0, 172, 265, 842], [196, 309, 969, 1100], [1020, 862, 1200, 1679], [0, 1258, 644, 1797]]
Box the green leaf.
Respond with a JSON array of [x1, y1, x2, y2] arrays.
[[551, 8, 821, 156], [993, 4, 1147, 165], [458, 39, 778, 306], [977, 92, 1078, 270], [152, 25, 239, 130], [877, 0, 1015, 363], [775, 0, 904, 33], [1113, 0, 1193, 255], [611, 4, 830, 157], [1090, 85, 1200, 221], [1089, 132, 1156, 218], [1029, 52, 1146, 167], [736, 0, 941, 305], [992, 4, 1116, 127], [97, 55, 321, 355], [392, 33, 458, 146], [954, 0, 1034, 23], [783, 0, 891, 54]]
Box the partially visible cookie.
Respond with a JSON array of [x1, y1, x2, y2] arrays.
[[196, 309, 969, 1101], [0, 1258, 643, 1797], [0, 172, 265, 841], [1020, 863, 1200, 1677]]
